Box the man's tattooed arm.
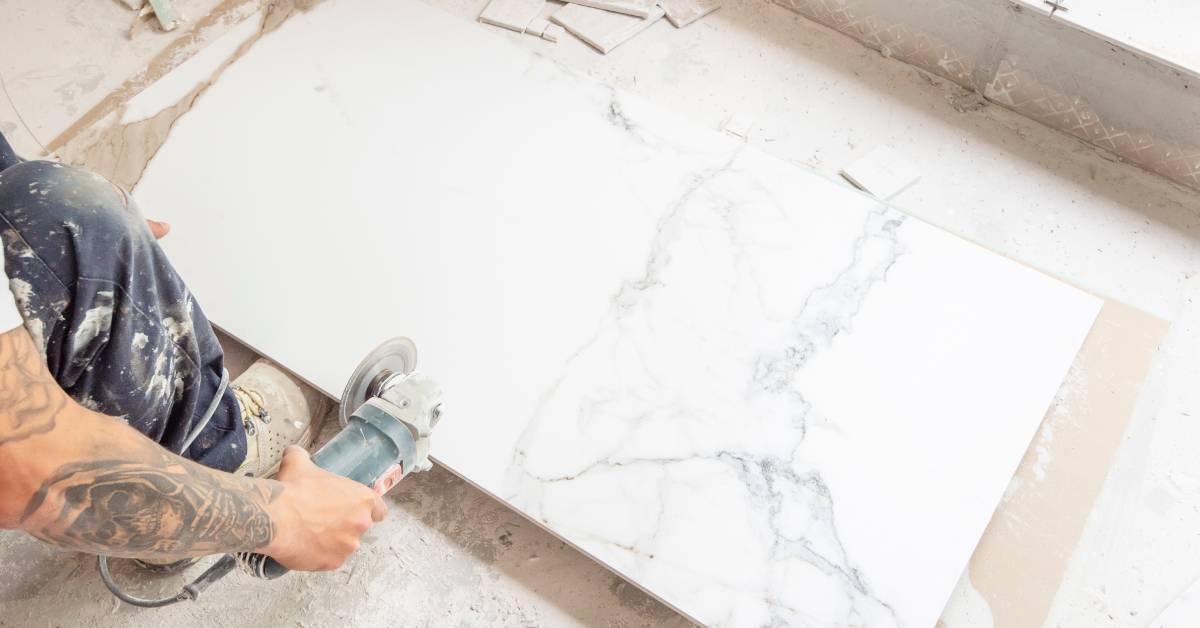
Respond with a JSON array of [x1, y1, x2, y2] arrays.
[[19, 453, 282, 558], [0, 323, 65, 445], [0, 326, 284, 559]]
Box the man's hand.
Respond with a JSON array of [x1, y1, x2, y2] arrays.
[[260, 446, 387, 571], [147, 219, 169, 239]]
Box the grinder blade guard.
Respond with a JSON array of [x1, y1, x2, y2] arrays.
[[339, 336, 418, 427]]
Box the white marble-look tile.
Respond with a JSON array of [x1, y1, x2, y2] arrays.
[[1152, 576, 1200, 628], [132, 0, 1100, 626], [504, 147, 1099, 626]]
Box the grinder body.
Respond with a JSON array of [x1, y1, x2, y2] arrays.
[[241, 352, 442, 579], [313, 400, 417, 490]]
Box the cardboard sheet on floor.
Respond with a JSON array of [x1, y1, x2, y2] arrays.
[[133, 1, 1103, 626], [945, 301, 1168, 628]]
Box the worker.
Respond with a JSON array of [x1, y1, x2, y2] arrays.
[[0, 131, 385, 572]]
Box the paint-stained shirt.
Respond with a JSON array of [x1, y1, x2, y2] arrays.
[[0, 250, 23, 333]]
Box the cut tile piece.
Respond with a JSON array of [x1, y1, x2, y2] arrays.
[[524, 17, 550, 37], [541, 23, 564, 42], [660, 0, 720, 27], [840, 145, 922, 199], [562, 0, 658, 19], [550, 3, 665, 54], [479, 0, 545, 33], [147, 0, 180, 31]]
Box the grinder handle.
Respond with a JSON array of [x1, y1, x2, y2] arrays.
[[237, 411, 411, 579]]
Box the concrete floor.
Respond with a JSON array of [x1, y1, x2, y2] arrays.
[[1, 0, 1199, 626], [0, 460, 689, 627], [0, 327, 694, 627]]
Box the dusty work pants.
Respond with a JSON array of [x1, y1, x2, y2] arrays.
[[0, 131, 246, 472]]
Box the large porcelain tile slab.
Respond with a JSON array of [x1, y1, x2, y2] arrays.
[[133, 0, 1101, 626], [1152, 577, 1200, 627]]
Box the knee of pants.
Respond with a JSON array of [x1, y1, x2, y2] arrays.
[[0, 160, 152, 257]]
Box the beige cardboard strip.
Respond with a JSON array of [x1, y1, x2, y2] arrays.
[[940, 301, 1169, 626]]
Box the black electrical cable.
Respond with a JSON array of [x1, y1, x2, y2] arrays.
[[98, 370, 233, 607], [98, 554, 242, 608], [98, 556, 195, 608]]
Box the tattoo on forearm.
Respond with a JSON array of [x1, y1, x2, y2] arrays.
[[0, 328, 65, 445], [20, 452, 283, 558], [1, 328, 280, 558]]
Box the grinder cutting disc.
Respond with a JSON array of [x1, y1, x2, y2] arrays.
[[339, 337, 418, 426]]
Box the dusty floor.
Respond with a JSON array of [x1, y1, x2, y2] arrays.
[[1, 0, 1200, 626], [0, 442, 689, 628], [0, 338, 692, 628]]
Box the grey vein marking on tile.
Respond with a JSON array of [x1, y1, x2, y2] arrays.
[[479, 0, 547, 32], [550, 3, 665, 54], [562, 0, 659, 19], [660, 0, 720, 27]]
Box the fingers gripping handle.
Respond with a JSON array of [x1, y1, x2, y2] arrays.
[[241, 374, 441, 579]]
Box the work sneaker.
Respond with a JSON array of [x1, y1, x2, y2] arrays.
[[233, 359, 330, 478], [134, 360, 329, 573]]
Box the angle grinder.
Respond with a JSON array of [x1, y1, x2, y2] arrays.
[[99, 337, 443, 607]]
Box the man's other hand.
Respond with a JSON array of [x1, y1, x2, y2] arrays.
[[261, 446, 388, 571], [147, 219, 170, 239]]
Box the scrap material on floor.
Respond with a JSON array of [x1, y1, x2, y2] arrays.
[[478, 0, 717, 51], [131, 1, 1105, 626], [524, 16, 551, 37], [840, 146, 922, 200], [122, 0, 181, 37], [659, 0, 720, 28], [540, 22, 565, 42], [147, 0, 181, 31], [550, 3, 665, 54], [479, 0, 547, 32]]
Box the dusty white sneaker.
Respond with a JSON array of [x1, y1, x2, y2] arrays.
[[134, 361, 327, 573], [233, 359, 330, 478]]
